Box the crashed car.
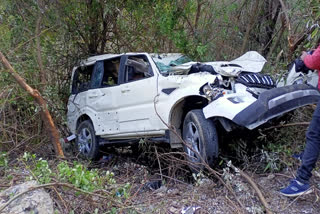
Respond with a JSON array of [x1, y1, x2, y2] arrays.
[[67, 51, 320, 169]]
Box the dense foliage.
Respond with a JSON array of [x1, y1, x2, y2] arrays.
[[1, 1, 320, 213]]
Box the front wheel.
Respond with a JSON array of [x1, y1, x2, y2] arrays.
[[182, 109, 219, 172], [76, 120, 100, 160]]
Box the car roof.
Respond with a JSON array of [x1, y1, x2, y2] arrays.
[[81, 52, 183, 66]]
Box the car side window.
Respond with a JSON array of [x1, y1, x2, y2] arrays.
[[91, 61, 104, 89], [71, 64, 94, 94], [101, 57, 120, 87], [124, 55, 153, 83]]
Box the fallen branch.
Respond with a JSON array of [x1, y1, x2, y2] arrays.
[[154, 173, 189, 185], [262, 122, 310, 131], [228, 163, 272, 214], [225, 195, 243, 214], [0, 51, 64, 157], [154, 145, 163, 181]]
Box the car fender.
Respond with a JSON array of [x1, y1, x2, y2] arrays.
[[203, 92, 257, 123], [156, 72, 217, 125]]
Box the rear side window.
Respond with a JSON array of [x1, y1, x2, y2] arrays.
[[101, 57, 120, 86], [71, 57, 121, 94], [71, 65, 94, 94]]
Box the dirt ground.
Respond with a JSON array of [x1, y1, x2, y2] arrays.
[[1, 144, 320, 214], [93, 147, 320, 214]]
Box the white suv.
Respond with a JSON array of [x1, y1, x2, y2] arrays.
[[67, 52, 320, 169]]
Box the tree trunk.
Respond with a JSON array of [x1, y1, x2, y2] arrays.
[[0, 51, 64, 158], [241, 0, 260, 53], [35, 14, 47, 89], [262, 0, 281, 56]]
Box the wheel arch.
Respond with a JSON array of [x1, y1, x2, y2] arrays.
[[167, 95, 209, 148], [76, 114, 93, 130]]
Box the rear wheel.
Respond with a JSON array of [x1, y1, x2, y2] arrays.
[[182, 109, 219, 172], [76, 120, 100, 160]]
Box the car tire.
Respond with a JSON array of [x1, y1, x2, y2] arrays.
[[76, 120, 100, 160], [182, 109, 219, 172]]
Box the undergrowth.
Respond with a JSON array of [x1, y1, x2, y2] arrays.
[[0, 152, 136, 213], [221, 105, 314, 173]]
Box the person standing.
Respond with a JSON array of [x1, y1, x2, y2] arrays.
[[280, 45, 320, 197]]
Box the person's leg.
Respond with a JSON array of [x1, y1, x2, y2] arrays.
[[296, 101, 320, 183], [280, 101, 320, 196]]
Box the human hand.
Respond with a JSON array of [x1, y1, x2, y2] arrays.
[[301, 51, 308, 61]]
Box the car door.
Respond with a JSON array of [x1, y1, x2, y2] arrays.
[[116, 54, 160, 134], [82, 58, 124, 136]]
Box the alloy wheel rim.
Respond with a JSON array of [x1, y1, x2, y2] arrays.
[[77, 127, 92, 155], [185, 122, 201, 162]]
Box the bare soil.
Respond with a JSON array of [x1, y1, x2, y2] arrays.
[[90, 146, 320, 214]]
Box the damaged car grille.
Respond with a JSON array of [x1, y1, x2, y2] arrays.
[[236, 73, 275, 89]]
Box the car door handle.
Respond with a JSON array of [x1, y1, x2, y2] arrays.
[[88, 94, 98, 98], [88, 91, 105, 98], [88, 92, 99, 98], [121, 89, 130, 93]]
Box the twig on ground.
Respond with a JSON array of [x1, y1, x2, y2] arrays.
[[52, 186, 69, 211], [273, 173, 293, 179], [154, 145, 163, 181], [154, 173, 189, 185], [262, 122, 310, 131], [121, 182, 145, 213], [225, 195, 244, 214], [228, 163, 272, 214]]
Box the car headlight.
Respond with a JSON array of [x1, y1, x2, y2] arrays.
[[203, 84, 213, 96]]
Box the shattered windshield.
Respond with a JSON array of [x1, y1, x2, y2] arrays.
[[151, 54, 192, 74]]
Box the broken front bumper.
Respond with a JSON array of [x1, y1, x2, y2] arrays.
[[204, 84, 320, 130]]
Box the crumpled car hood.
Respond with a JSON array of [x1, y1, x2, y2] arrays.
[[168, 51, 267, 76]]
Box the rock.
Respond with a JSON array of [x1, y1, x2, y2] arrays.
[[154, 185, 167, 197], [267, 174, 275, 180], [200, 194, 206, 200], [0, 181, 54, 214], [198, 178, 213, 187], [167, 188, 179, 195], [168, 206, 179, 213]]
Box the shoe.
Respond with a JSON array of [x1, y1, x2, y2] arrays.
[[280, 179, 313, 197]]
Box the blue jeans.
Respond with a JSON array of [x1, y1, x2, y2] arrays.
[[296, 100, 320, 184]]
